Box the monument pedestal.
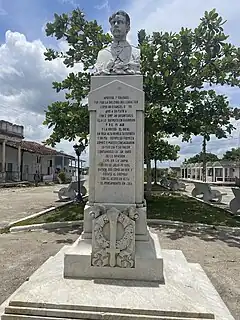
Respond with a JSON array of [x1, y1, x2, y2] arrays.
[[64, 199, 163, 282], [64, 229, 164, 282]]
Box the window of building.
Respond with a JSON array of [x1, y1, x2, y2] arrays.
[[215, 168, 223, 177], [229, 168, 235, 177], [208, 168, 213, 176], [225, 168, 228, 177], [7, 163, 13, 172]]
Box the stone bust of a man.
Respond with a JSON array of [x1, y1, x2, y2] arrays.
[[94, 10, 140, 75]]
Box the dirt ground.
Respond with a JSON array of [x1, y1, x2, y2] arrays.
[[0, 226, 239, 319], [0, 185, 66, 227]]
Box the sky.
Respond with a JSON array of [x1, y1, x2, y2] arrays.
[[1, 0, 240, 167]]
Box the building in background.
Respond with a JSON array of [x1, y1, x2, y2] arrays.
[[0, 120, 75, 183], [69, 158, 86, 181], [180, 160, 240, 184]]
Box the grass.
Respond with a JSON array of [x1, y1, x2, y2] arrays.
[[147, 194, 240, 227], [0, 227, 10, 234], [144, 183, 168, 192], [5, 194, 240, 230], [11, 203, 85, 228]]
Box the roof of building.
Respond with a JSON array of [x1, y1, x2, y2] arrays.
[[181, 160, 239, 168], [170, 166, 180, 171], [7, 140, 75, 159]]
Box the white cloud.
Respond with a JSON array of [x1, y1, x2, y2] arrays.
[[95, 0, 110, 13], [160, 117, 240, 168], [58, 0, 80, 7], [0, 30, 81, 156], [0, 0, 6, 15], [0, 31, 69, 113]]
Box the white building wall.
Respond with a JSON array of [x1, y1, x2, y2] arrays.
[[0, 144, 72, 182], [0, 144, 18, 172], [234, 167, 240, 178], [22, 153, 54, 181]]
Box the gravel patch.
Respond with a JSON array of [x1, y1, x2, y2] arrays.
[[0, 227, 82, 305], [1, 226, 239, 318]]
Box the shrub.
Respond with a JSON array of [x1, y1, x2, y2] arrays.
[[58, 171, 66, 183]]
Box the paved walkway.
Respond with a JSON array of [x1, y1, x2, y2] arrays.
[[184, 183, 234, 206], [0, 185, 67, 227]]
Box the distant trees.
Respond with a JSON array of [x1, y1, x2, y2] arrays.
[[222, 148, 240, 161], [148, 133, 180, 184], [185, 152, 219, 164], [185, 147, 240, 164]]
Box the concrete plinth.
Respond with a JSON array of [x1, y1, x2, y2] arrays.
[[64, 230, 164, 282], [1, 245, 235, 320]]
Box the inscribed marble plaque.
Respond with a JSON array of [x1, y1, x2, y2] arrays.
[[89, 80, 143, 203]]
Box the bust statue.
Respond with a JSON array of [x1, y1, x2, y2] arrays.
[[94, 10, 140, 75]]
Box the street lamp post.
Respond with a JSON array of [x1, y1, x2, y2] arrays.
[[73, 142, 85, 203]]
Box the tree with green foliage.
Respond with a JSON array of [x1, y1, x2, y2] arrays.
[[148, 133, 180, 184], [43, 9, 111, 146], [139, 9, 240, 192], [222, 148, 240, 161], [43, 9, 240, 195], [185, 152, 219, 164]]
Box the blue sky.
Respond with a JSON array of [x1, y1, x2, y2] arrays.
[[1, 0, 240, 166], [0, 0, 129, 43]]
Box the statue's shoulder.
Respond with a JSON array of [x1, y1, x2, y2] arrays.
[[98, 44, 111, 54], [131, 45, 140, 57]]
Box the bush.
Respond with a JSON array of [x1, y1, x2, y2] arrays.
[[58, 171, 66, 183]]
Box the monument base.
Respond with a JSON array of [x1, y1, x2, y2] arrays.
[[64, 230, 164, 282], [1, 245, 235, 320]]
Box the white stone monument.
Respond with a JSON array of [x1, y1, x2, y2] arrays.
[[63, 10, 164, 282], [63, 73, 164, 282], [0, 10, 235, 320]]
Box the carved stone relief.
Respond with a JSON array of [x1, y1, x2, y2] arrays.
[[91, 206, 138, 268]]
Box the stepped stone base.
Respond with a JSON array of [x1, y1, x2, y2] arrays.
[[1, 241, 235, 320]]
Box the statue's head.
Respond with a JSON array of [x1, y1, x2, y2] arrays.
[[109, 10, 130, 41]]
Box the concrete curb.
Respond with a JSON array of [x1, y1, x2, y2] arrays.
[[4, 194, 88, 231], [8, 218, 240, 234], [10, 220, 84, 233], [147, 219, 240, 233], [7, 200, 74, 229]]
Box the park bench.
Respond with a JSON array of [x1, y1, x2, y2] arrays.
[[191, 181, 226, 203], [160, 177, 170, 188], [53, 179, 87, 201], [160, 177, 186, 191], [169, 179, 186, 191], [229, 187, 240, 214]]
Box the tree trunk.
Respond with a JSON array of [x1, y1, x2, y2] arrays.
[[145, 131, 152, 198], [154, 158, 157, 184], [202, 136, 207, 182]]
